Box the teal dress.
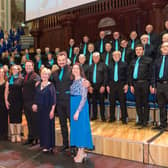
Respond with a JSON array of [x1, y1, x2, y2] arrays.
[[70, 78, 93, 149]]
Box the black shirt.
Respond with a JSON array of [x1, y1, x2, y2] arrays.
[[129, 56, 152, 86], [107, 60, 128, 84], [88, 62, 107, 86]]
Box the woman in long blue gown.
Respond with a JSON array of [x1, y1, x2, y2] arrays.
[[32, 67, 56, 152], [70, 63, 93, 163]]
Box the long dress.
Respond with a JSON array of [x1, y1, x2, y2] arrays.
[[70, 78, 93, 149], [8, 77, 23, 123], [0, 82, 8, 140], [34, 83, 56, 149]]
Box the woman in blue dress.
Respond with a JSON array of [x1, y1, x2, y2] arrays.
[[70, 63, 93, 163], [32, 67, 56, 152]]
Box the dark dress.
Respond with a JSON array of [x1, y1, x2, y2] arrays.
[[70, 78, 93, 149], [34, 83, 56, 149], [8, 77, 23, 123], [0, 82, 8, 140]]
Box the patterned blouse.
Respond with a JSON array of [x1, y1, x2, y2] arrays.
[[70, 78, 88, 113]]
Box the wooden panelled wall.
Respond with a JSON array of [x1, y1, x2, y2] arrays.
[[31, 0, 168, 51]]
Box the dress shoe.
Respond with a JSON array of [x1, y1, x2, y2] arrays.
[[91, 117, 97, 121], [135, 122, 142, 126], [152, 125, 166, 130], [108, 118, 115, 123], [60, 145, 69, 152], [42, 148, 53, 153], [22, 139, 33, 145], [122, 120, 127, 124]]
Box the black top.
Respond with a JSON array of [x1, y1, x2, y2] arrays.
[[23, 71, 40, 103], [88, 62, 107, 86], [151, 55, 168, 87], [95, 38, 109, 53], [107, 60, 128, 84], [129, 56, 152, 86], [52, 65, 73, 102]]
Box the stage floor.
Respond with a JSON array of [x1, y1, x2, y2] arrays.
[[0, 141, 161, 168], [22, 116, 168, 167]]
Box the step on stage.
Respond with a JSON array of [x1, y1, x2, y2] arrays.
[[22, 116, 168, 167]]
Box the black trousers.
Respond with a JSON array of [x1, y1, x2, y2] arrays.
[[57, 101, 70, 147], [109, 82, 127, 122], [24, 102, 39, 140], [134, 81, 149, 124], [89, 85, 105, 120], [157, 82, 168, 127]]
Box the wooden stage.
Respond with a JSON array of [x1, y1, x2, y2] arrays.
[[22, 110, 168, 168]]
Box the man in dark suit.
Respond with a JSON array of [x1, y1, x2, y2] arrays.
[[150, 42, 168, 130], [52, 52, 72, 151], [140, 34, 155, 61], [88, 52, 107, 121], [101, 42, 113, 67], [67, 38, 75, 62], [86, 43, 95, 66], [95, 31, 108, 54], [129, 44, 152, 127], [120, 39, 133, 65], [106, 51, 128, 124], [80, 35, 89, 55], [145, 24, 160, 50], [112, 31, 121, 51]]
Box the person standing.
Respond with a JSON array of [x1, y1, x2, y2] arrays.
[[0, 68, 8, 140], [88, 52, 107, 121], [107, 51, 128, 124], [70, 63, 93, 163], [32, 67, 56, 152], [150, 42, 168, 130], [5, 65, 23, 143], [52, 51, 73, 151], [129, 44, 152, 127], [22, 60, 40, 145]]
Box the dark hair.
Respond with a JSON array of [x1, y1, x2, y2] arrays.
[[71, 63, 86, 80], [25, 60, 34, 66], [135, 44, 144, 49], [57, 51, 67, 58]]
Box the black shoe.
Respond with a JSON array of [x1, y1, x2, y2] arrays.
[[91, 117, 97, 121], [42, 148, 53, 153], [152, 125, 166, 130], [122, 120, 127, 124], [22, 139, 33, 145], [70, 147, 77, 157], [32, 139, 39, 146], [60, 145, 69, 152], [101, 118, 106, 122], [108, 118, 115, 123], [135, 122, 142, 126]]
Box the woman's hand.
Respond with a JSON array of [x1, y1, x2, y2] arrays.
[[5, 100, 10, 110], [73, 111, 79, 121], [49, 110, 54, 120], [32, 104, 38, 112]]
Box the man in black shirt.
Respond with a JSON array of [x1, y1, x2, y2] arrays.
[[150, 42, 168, 129], [23, 60, 40, 145], [107, 51, 128, 124], [52, 51, 72, 151], [88, 52, 107, 121], [129, 44, 152, 127]]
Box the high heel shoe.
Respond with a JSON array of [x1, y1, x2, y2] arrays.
[[74, 153, 87, 163]]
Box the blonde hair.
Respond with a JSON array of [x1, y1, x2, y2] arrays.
[[40, 67, 51, 77]]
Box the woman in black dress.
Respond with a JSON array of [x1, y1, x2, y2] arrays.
[[5, 65, 23, 143], [0, 68, 8, 140], [32, 67, 56, 152]]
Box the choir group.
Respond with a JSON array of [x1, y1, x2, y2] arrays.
[[0, 20, 168, 163]]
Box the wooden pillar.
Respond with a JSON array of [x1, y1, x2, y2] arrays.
[[60, 14, 76, 49]]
